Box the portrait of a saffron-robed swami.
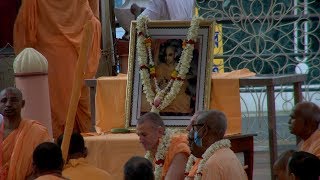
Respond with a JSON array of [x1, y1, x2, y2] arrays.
[[125, 20, 215, 128], [140, 38, 199, 116]]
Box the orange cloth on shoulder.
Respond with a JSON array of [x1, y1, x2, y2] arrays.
[[161, 134, 190, 178], [63, 158, 112, 180], [14, 0, 101, 138], [1, 119, 50, 180]]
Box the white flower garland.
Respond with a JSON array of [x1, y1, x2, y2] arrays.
[[136, 16, 202, 113], [145, 129, 174, 180], [184, 154, 196, 180], [184, 139, 231, 180]]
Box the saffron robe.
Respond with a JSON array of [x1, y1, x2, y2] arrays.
[[161, 134, 190, 179], [299, 130, 320, 158], [14, 0, 101, 138], [1, 119, 50, 180], [62, 158, 111, 180], [202, 148, 247, 180]]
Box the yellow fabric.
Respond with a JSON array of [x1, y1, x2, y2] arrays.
[[95, 75, 127, 133], [211, 69, 256, 134], [95, 69, 255, 134], [1, 119, 50, 180], [299, 130, 320, 158], [161, 134, 190, 178], [35, 175, 66, 180], [83, 133, 145, 180], [63, 158, 111, 180], [14, 0, 101, 138], [202, 148, 248, 180]]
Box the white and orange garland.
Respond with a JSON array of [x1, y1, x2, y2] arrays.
[[136, 15, 202, 113], [144, 129, 173, 180], [184, 154, 196, 180], [184, 139, 231, 180]]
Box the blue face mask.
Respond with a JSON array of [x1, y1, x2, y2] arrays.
[[194, 131, 202, 147]]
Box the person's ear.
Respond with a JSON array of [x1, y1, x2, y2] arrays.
[[21, 100, 25, 108], [157, 126, 165, 137]]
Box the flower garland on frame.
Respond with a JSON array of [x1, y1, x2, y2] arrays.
[[144, 129, 173, 180], [136, 15, 202, 113], [184, 139, 231, 180]]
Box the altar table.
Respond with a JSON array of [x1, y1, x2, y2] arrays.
[[83, 133, 256, 180], [85, 73, 307, 179], [85, 75, 243, 134]]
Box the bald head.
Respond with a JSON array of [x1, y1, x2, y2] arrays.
[[289, 102, 320, 139], [0, 87, 25, 119], [197, 110, 227, 139], [293, 102, 320, 125], [0, 87, 23, 100], [137, 112, 165, 128]]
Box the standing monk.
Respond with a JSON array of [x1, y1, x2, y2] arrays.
[[14, 0, 101, 138], [0, 87, 50, 179], [136, 112, 190, 180], [288, 101, 320, 157]]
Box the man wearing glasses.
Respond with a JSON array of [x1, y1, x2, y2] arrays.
[[186, 110, 247, 180]]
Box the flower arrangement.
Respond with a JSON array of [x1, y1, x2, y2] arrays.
[[184, 139, 231, 180], [136, 15, 202, 113], [145, 129, 174, 180]]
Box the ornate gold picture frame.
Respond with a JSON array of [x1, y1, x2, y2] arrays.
[[125, 20, 215, 128]]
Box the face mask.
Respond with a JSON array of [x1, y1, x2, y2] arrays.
[[194, 131, 202, 147]]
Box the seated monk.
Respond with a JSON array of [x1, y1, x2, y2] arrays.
[[289, 101, 320, 157], [0, 87, 51, 179], [288, 151, 320, 180], [124, 156, 154, 180], [136, 112, 190, 180], [33, 142, 67, 179], [57, 132, 112, 179], [187, 110, 247, 180], [273, 150, 296, 180], [185, 111, 203, 179]]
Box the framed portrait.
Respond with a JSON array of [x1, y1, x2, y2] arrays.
[[125, 20, 215, 128]]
